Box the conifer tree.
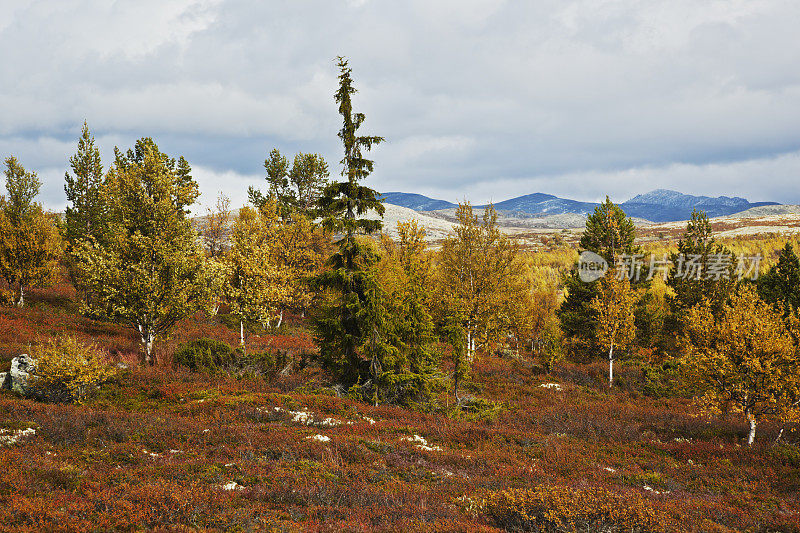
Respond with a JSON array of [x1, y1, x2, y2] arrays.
[[377, 221, 441, 404], [757, 243, 800, 317], [64, 122, 104, 247], [668, 209, 736, 318], [558, 197, 637, 357], [312, 56, 385, 388]]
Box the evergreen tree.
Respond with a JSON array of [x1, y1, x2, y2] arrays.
[[757, 243, 800, 317], [312, 56, 386, 388], [558, 197, 636, 357], [64, 122, 104, 246], [667, 209, 736, 318], [377, 221, 441, 405], [580, 196, 636, 264], [72, 139, 211, 363]]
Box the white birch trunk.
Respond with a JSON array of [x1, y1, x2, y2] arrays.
[[608, 344, 614, 388], [16, 286, 24, 308], [138, 324, 154, 365], [747, 411, 757, 447], [239, 320, 245, 347]]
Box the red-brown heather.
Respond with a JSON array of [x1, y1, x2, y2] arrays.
[[0, 278, 799, 532]]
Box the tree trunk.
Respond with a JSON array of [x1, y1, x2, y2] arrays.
[[608, 345, 614, 388], [746, 410, 757, 447], [239, 320, 245, 348], [276, 309, 283, 329], [15, 285, 24, 308], [138, 324, 154, 365]]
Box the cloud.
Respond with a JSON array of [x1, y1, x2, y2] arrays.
[[1, 0, 799, 210]]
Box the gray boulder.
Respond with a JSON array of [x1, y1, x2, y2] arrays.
[[3, 354, 37, 394]]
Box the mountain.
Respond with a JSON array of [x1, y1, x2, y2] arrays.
[[486, 192, 598, 216], [379, 192, 456, 211], [620, 189, 778, 222], [379, 188, 779, 223]]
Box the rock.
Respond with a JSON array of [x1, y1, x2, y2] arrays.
[[4, 354, 37, 395], [0, 372, 6, 388]]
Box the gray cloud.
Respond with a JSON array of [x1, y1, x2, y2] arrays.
[[1, 0, 799, 211]]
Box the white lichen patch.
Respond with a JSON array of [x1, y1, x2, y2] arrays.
[[0, 427, 35, 446], [270, 407, 343, 427], [539, 383, 563, 391], [220, 481, 243, 491], [402, 434, 442, 452], [306, 434, 331, 443]]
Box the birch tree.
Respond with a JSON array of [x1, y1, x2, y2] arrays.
[[590, 270, 636, 387], [225, 204, 290, 347], [72, 138, 211, 364], [437, 202, 518, 359], [681, 286, 800, 446], [0, 157, 60, 307]]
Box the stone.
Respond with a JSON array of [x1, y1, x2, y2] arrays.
[[4, 354, 37, 395]]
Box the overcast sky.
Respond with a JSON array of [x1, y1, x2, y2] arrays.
[[2, 0, 800, 211]]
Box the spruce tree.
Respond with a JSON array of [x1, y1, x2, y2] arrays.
[[558, 197, 636, 357], [758, 243, 800, 317], [312, 56, 386, 389], [667, 209, 736, 318], [64, 122, 104, 246]]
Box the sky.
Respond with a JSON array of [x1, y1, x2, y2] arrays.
[[2, 0, 800, 212]]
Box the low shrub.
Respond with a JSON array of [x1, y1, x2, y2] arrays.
[[173, 338, 290, 378], [173, 338, 238, 373], [29, 336, 116, 403], [452, 397, 504, 422], [483, 486, 670, 532]]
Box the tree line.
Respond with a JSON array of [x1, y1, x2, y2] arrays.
[[0, 58, 535, 410], [1, 57, 798, 444]]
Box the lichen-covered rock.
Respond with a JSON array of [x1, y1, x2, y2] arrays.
[[3, 354, 37, 394]]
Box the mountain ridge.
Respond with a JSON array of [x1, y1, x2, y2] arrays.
[[380, 189, 779, 223]]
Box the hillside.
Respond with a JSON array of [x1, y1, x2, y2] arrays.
[[1, 282, 799, 531]]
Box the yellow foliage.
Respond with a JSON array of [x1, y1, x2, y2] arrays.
[[0, 203, 61, 306], [681, 285, 800, 444], [483, 486, 670, 532], [30, 337, 116, 403]]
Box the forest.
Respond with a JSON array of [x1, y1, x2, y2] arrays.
[[1, 58, 800, 532]]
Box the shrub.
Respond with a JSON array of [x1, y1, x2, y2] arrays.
[[173, 338, 291, 378], [173, 338, 237, 373], [29, 336, 116, 402], [484, 486, 669, 532]]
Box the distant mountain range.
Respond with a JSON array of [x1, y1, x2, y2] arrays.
[[380, 189, 779, 223]]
